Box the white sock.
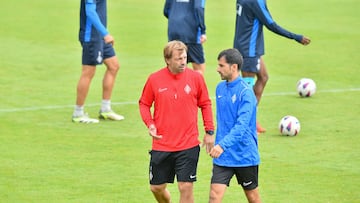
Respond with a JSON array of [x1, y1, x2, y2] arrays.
[[101, 99, 111, 112], [73, 105, 84, 117]]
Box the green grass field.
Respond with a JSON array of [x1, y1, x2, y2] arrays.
[[1, 0, 359, 202]]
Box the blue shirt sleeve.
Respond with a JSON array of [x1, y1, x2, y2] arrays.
[[194, 0, 206, 35], [254, 0, 302, 43], [85, 1, 109, 37], [163, 0, 171, 18]]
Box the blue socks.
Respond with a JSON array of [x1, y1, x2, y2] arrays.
[[243, 77, 255, 87]]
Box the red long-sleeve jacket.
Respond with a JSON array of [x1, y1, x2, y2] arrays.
[[139, 67, 214, 152]]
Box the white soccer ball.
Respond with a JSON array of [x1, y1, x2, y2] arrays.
[[296, 78, 316, 97], [278, 115, 301, 136]]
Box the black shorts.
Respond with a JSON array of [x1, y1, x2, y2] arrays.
[[211, 164, 259, 190], [81, 41, 115, 65], [149, 145, 200, 185], [242, 57, 261, 73], [186, 43, 205, 64]]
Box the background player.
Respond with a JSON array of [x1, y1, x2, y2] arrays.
[[164, 0, 207, 74], [72, 0, 124, 123], [233, 0, 311, 133]]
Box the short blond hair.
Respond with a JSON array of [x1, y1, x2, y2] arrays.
[[163, 40, 188, 60]]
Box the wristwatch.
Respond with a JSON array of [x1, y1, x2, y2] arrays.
[[206, 130, 214, 136]]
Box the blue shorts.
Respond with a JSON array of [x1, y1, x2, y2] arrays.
[[241, 57, 261, 73], [186, 43, 205, 64], [149, 145, 200, 185], [81, 41, 115, 65], [211, 164, 259, 190]]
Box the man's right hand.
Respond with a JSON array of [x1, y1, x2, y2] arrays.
[[104, 34, 114, 45], [148, 124, 163, 140]]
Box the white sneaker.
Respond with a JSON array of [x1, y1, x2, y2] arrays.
[[72, 113, 99, 123], [99, 110, 125, 121]]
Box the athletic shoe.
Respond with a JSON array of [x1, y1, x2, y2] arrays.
[[72, 114, 99, 123], [99, 110, 125, 121], [257, 121, 266, 134]]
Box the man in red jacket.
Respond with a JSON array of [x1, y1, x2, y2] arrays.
[[139, 40, 215, 203]]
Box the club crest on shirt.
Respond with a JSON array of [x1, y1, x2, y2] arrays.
[[232, 94, 237, 103], [184, 84, 191, 94]]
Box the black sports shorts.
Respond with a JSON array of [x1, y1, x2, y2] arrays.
[[81, 40, 115, 65], [149, 145, 200, 185], [211, 164, 259, 190], [242, 57, 261, 73], [186, 43, 205, 64]]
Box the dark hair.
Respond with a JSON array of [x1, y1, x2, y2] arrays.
[[217, 48, 243, 70]]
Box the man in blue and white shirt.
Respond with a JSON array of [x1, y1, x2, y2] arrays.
[[209, 48, 261, 203]]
